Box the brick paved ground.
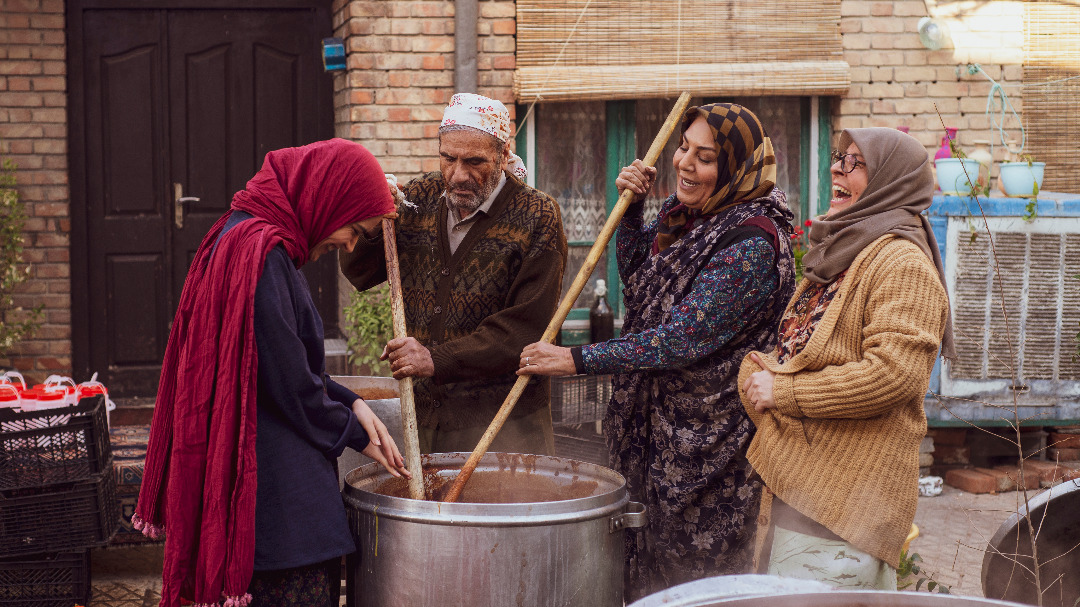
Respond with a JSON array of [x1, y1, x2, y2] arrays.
[[87, 485, 1038, 605], [90, 544, 163, 606], [909, 485, 1032, 597]]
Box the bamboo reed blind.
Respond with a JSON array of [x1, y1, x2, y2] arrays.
[[1024, 2, 1080, 192], [514, 0, 849, 102]]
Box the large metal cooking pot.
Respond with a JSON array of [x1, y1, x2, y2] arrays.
[[982, 478, 1080, 607], [342, 452, 646, 607], [632, 577, 1027, 607], [628, 575, 831, 606]]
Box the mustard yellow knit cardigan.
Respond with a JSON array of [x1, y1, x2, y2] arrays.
[[738, 235, 949, 568]]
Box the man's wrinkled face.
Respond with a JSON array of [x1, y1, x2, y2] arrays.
[[439, 129, 509, 217]]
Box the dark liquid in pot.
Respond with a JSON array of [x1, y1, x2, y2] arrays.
[[374, 465, 601, 503]]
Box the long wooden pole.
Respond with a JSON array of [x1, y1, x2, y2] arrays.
[[383, 218, 425, 500], [441, 91, 692, 503]]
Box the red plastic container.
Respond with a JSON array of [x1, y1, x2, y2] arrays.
[[18, 389, 39, 411], [21, 388, 68, 411], [0, 384, 18, 410]]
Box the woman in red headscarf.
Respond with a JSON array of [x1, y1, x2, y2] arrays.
[[134, 139, 411, 607]]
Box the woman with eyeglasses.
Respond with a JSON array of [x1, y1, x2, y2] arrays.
[[739, 127, 955, 588]]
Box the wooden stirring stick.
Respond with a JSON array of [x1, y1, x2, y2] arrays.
[[441, 91, 693, 503], [383, 217, 425, 500]]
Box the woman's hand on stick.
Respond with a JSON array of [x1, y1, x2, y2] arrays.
[[517, 342, 577, 377], [615, 159, 657, 204]]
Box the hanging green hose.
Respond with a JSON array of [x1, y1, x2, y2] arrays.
[[964, 63, 1025, 157]]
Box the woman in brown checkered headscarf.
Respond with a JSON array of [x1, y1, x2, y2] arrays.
[[653, 103, 779, 252], [519, 103, 796, 600]]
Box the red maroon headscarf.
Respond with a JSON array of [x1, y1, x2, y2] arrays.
[[134, 139, 394, 607]]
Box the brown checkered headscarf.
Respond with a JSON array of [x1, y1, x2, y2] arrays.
[[656, 103, 776, 252]]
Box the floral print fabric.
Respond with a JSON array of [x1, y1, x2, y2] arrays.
[[580, 238, 779, 374], [775, 272, 847, 364], [602, 190, 796, 602]]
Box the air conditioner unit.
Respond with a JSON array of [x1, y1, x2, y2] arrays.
[[927, 196, 1080, 425]]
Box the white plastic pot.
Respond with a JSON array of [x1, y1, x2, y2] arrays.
[[935, 158, 982, 195], [998, 161, 1045, 197]]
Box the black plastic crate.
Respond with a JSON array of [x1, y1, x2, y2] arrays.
[[0, 396, 111, 491], [550, 375, 611, 425], [0, 550, 90, 607], [0, 473, 119, 557], [553, 423, 608, 467]]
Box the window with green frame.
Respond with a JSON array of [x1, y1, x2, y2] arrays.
[[516, 97, 833, 346]]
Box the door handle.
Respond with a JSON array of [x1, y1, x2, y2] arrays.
[[173, 183, 200, 229]]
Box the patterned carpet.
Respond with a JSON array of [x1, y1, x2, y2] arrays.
[[108, 425, 160, 546]]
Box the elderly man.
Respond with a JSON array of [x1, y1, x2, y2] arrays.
[[341, 93, 567, 455]]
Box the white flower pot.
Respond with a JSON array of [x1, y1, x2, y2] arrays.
[[935, 158, 982, 195], [998, 161, 1045, 197]]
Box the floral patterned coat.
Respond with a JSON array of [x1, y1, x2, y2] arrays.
[[582, 190, 795, 601]]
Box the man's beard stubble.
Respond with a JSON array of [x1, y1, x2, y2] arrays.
[[446, 167, 502, 216]]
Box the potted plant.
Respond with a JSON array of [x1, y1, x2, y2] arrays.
[[934, 143, 982, 196], [342, 282, 392, 376], [0, 157, 42, 359], [998, 153, 1045, 197]]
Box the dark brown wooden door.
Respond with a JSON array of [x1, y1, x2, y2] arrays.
[[71, 4, 334, 397]]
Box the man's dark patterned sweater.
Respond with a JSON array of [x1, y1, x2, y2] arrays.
[[341, 171, 567, 430]]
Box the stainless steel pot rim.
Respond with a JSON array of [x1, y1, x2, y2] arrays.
[[980, 477, 1080, 600], [632, 590, 1032, 607], [984, 478, 1080, 550], [342, 452, 631, 523], [342, 492, 634, 527]]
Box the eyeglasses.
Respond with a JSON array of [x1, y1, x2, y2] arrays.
[[831, 150, 866, 174]]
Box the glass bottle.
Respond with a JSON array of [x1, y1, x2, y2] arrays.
[[589, 279, 614, 343]]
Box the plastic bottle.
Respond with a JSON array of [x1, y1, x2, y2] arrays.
[[34, 375, 78, 407], [2, 370, 26, 395], [22, 381, 74, 447], [77, 382, 108, 402], [935, 127, 959, 161], [0, 383, 19, 410], [32, 388, 69, 410], [589, 279, 615, 343], [78, 376, 115, 425], [0, 383, 19, 432], [19, 388, 39, 412]]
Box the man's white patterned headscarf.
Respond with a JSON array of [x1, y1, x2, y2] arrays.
[[441, 93, 528, 181]]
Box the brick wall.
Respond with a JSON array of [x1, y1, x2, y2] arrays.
[[332, 0, 518, 182], [836, 0, 1025, 169], [0, 0, 70, 380], [0, 0, 1039, 382], [330, 0, 1030, 184]]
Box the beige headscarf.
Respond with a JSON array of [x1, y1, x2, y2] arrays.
[[801, 127, 956, 359]]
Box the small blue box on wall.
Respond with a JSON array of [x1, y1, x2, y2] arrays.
[[322, 37, 346, 71]]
